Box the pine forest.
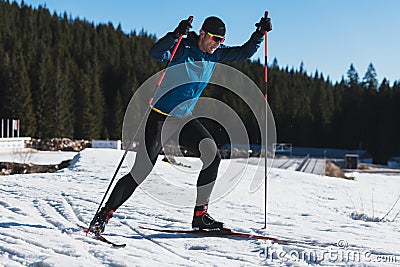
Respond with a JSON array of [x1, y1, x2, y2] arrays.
[[1, 1, 400, 164]]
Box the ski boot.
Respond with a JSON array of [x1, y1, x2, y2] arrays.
[[192, 204, 224, 231], [88, 206, 114, 234]]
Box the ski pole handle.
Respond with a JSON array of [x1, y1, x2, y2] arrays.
[[263, 11, 269, 99], [157, 15, 193, 87], [169, 16, 193, 62]]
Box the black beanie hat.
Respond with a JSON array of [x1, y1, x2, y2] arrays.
[[201, 16, 226, 36]]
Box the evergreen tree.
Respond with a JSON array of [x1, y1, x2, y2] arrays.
[[0, 52, 11, 118], [392, 81, 400, 154], [113, 89, 124, 139], [374, 79, 394, 163], [53, 57, 74, 138], [33, 44, 55, 138], [90, 59, 105, 140], [76, 73, 93, 139], [345, 63, 360, 88], [362, 63, 378, 91], [312, 71, 334, 147], [10, 52, 36, 136], [360, 63, 379, 161]]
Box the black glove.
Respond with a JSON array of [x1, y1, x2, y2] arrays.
[[255, 17, 272, 36], [173, 19, 192, 38]]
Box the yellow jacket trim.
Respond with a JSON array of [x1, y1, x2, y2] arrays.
[[150, 105, 170, 117]]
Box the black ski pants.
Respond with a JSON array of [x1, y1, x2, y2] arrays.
[[104, 109, 221, 211]]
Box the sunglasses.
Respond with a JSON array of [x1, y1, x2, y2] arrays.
[[207, 32, 225, 43]]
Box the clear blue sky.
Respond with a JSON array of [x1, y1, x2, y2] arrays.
[[15, 0, 400, 85]]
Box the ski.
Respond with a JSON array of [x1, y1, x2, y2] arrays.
[[139, 225, 233, 235], [92, 232, 126, 248], [139, 226, 333, 247], [139, 225, 284, 241], [77, 224, 126, 248]]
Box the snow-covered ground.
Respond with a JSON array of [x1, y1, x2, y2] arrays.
[[0, 150, 78, 165], [0, 148, 399, 266]]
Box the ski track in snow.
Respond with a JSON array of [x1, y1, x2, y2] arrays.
[[0, 148, 399, 266]]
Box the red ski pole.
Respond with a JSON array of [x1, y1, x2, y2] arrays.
[[261, 11, 269, 229], [92, 16, 193, 218]]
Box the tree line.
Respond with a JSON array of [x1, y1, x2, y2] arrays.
[[0, 0, 163, 140], [1, 1, 399, 163]]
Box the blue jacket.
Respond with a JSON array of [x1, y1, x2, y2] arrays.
[[149, 31, 263, 118]]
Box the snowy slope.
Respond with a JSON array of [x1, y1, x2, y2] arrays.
[[0, 148, 399, 266]]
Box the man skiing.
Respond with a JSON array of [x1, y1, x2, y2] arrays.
[[89, 15, 272, 233]]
